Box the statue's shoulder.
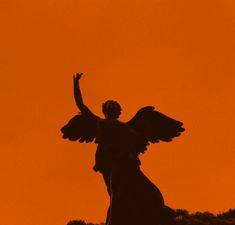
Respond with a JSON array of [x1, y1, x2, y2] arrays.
[[99, 119, 127, 131]]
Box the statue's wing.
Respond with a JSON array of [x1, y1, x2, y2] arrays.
[[126, 106, 185, 144], [61, 111, 100, 143]]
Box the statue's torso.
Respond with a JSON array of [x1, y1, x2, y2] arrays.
[[93, 119, 140, 173]]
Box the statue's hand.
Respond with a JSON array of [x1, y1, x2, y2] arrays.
[[73, 72, 83, 81]]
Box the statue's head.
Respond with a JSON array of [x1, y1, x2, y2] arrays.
[[102, 100, 122, 119]]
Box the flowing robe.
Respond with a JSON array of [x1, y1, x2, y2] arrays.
[[92, 119, 174, 225]]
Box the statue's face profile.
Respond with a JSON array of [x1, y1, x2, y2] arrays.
[[102, 100, 122, 119]]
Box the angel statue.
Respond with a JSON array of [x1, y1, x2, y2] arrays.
[[61, 73, 185, 225]]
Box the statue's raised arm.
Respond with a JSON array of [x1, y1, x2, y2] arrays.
[[61, 73, 100, 143], [73, 73, 93, 115]]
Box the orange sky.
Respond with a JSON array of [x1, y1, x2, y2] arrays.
[[1, 0, 235, 225]]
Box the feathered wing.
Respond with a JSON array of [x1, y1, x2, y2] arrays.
[[61, 111, 100, 143], [126, 106, 185, 152]]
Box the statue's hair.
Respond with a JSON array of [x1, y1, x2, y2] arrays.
[[102, 100, 122, 119]]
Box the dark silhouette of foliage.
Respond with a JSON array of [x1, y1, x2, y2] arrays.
[[175, 209, 190, 218], [67, 220, 104, 225], [67, 220, 86, 225], [68, 209, 235, 225], [175, 209, 235, 225], [218, 209, 235, 219]]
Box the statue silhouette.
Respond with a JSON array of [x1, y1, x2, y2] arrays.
[[61, 73, 185, 225]]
